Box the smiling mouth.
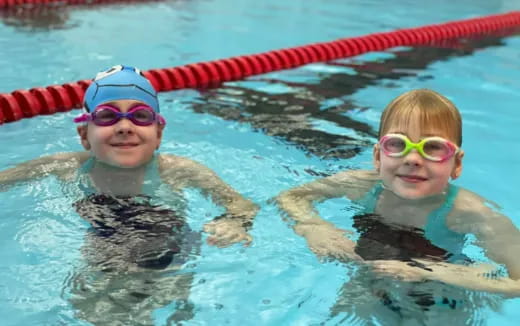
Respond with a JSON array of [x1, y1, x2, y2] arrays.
[[111, 143, 139, 148], [398, 175, 427, 183]]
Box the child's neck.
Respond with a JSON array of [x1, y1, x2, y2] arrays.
[[89, 159, 148, 197], [376, 186, 450, 228], [382, 183, 450, 204]]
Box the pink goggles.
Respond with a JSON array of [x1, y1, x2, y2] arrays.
[[74, 105, 166, 127], [379, 133, 459, 162]]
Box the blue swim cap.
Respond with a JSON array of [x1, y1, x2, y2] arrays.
[[83, 65, 159, 112]]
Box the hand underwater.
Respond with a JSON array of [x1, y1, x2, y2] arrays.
[[370, 260, 434, 282], [296, 224, 362, 262], [203, 214, 253, 248], [370, 259, 498, 283]]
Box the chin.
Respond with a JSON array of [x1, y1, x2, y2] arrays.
[[395, 187, 444, 200], [400, 192, 428, 200], [391, 187, 431, 200], [103, 158, 147, 169], [117, 163, 141, 169], [117, 161, 147, 168]]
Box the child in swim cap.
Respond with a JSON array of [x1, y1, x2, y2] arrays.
[[0, 64, 258, 243], [0, 64, 257, 245], [74, 65, 165, 169], [74, 64, 258, 238], [277, 89, 520, 297], [0, 65, 258, 324]]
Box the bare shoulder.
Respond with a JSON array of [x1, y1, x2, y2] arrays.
[[451, 188, 479, 213], [157, 154, 213, 181], [48, 151, 90, 165], [450, 187, 511, 234], [453, 188, 501, 218], [19, 151, 88, 170], [158, 153, 205, 169], [158, 154, 234, 193], [0, 151, 88, 186]]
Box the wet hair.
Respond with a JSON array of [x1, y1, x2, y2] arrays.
[[378, 89, 462, 146]]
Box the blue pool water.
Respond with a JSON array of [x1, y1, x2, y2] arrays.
[[0, 0, 520, 325]]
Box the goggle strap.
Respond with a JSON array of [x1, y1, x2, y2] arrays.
[[73, 113, 91, 123]]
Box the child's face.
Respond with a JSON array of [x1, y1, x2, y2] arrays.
[[77, 99, 164, 168], [373, 123, 463, 199]]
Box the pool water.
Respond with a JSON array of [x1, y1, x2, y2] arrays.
[[0, 0, 519, 325]]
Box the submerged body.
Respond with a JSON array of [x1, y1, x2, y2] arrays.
[[354, 181, 467, 263], [73, 194, 203, 323], [74, 155, 198, 271], [344, 181, 487, 323], [294, 171, 506, 325], [276, 89, 520, 324], [67, 152, 255, 324], [71, 194, 200, 325]]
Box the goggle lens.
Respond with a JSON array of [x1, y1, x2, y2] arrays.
[[91, 105, 159, 126], [73, 104, 165, 126], [381, 136, 406, 153], [92, 108, 119, 125], [423, 139, 451, 158], [380, 134, 458, 162], [131, 108, 155, 124]]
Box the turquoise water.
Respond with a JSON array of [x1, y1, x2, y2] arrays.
[[0, 0, 520, 325]]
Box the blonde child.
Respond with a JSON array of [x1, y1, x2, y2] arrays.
[[0, 65, 258, 324], [277, 89, 520, 301]]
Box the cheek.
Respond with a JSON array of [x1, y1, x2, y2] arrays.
[[144, 128, 162, 146], [379, 155, 400, 172], [87, 127, 111, 148], [429, 161, 455, 182]]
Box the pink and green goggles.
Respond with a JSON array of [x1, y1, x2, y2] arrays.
[[74, 104, 165, 127], [379, 133, 459, 162]]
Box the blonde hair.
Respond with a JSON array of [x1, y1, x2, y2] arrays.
[[378, 89, 462, 146]]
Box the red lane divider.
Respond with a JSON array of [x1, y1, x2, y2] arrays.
[[0, 0, 161, 8], [1, 11, 519, 124]]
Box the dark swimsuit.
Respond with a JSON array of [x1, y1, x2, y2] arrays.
[[74, 194, 197, 270], [355, 182, 467, 262], [74, 156, 199, 270], [353, 213, 452, 262], [353, 182, 469, 311]]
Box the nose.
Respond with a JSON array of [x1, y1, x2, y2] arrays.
[[114, 118, 135, 135], [403, 149, 424, 166]]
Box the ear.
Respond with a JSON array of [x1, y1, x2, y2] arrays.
[[76, 125, 91, 150], [155, 124, 165, 150], [373, 144, 381, 173], [450, 150, 464, 179]]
